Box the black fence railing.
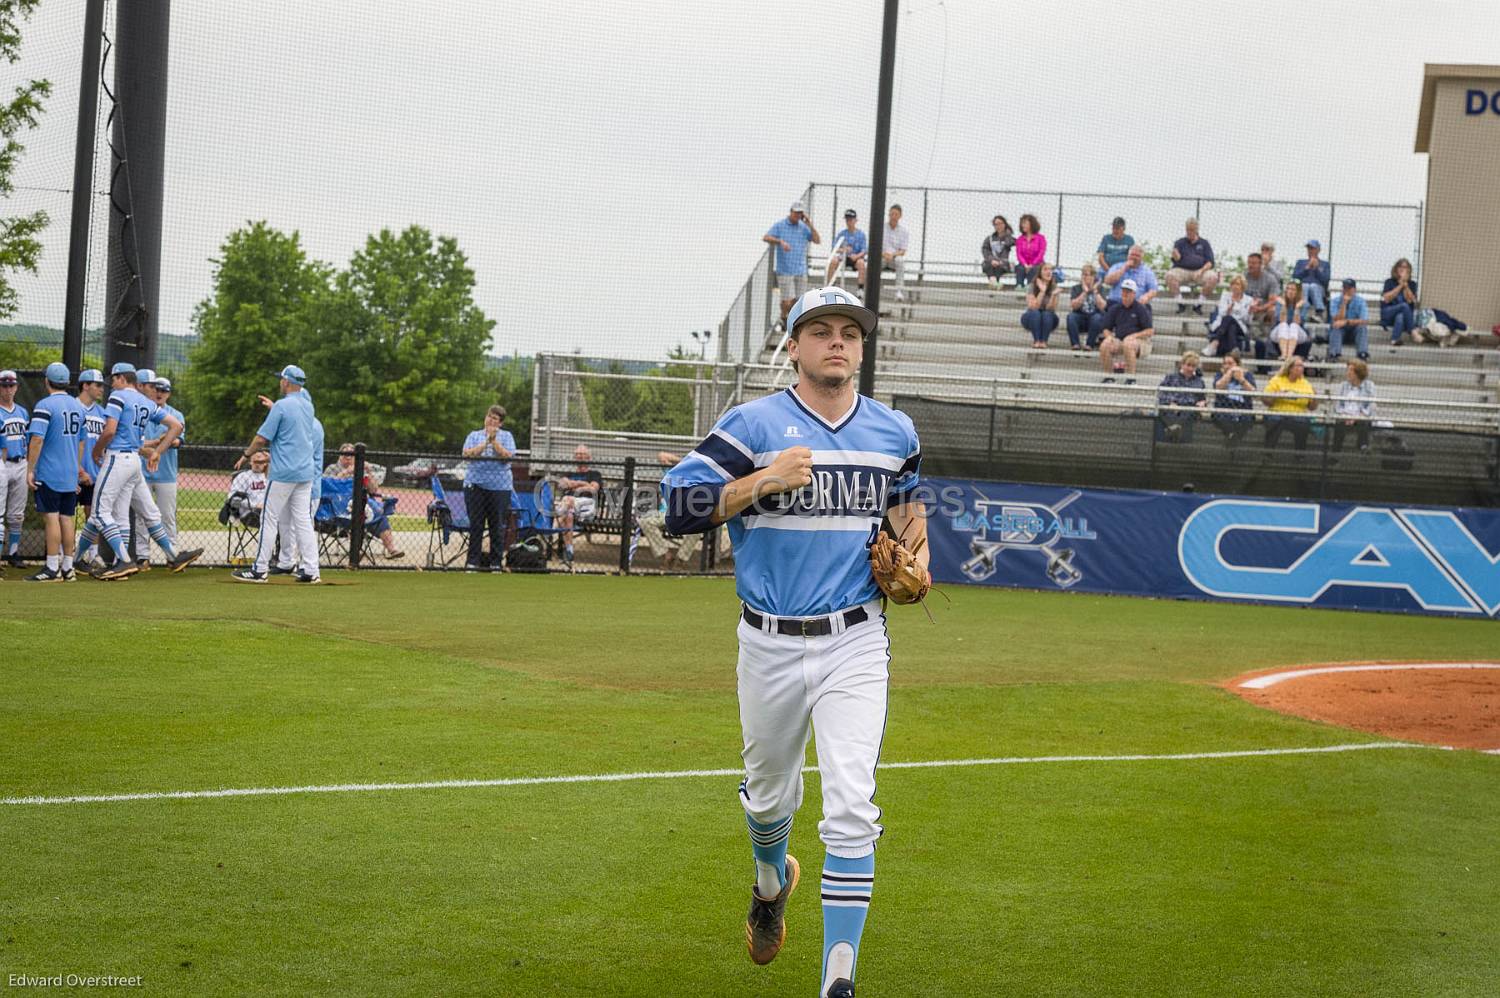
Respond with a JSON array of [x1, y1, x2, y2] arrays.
[[895, 395, 1500, 508], [6, 444, 735, 575]]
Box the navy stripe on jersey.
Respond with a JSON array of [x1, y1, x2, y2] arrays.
[[695, 429, 755, 480], [784, 388, 861, 433]]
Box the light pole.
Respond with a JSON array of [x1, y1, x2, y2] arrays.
[[691, 329, 713, 361]]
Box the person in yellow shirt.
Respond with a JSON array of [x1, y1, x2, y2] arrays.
[[1262, 356, 1318, 451]]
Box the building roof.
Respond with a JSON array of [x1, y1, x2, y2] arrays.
[[1415, 63, 1500, 153]]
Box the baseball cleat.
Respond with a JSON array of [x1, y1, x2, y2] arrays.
[[230, 568, 268, 584], [168, 547, 204, 573], [745, 854, 799, 965], [92, 561, 138, 581], [5, 553, 25, 569], [135, 560, 152, 573], [293, 571, 321, 584], [824, 980, 855, 998], [23, 567, 64, 583], [268, 564, 295, 576], [60, 567, 77, 582]]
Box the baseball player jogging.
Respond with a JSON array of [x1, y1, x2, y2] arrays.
[[23, 363, 87, 581], [231, 365, 320, 584], [662, 286, 932, 998], [0, 369, 30, 569], [74, 363, 203, 580]]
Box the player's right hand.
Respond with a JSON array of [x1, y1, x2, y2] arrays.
[[763, 446, 814, 494]]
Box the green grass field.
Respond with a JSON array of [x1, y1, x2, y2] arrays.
[[3, 573, 1497, 996]]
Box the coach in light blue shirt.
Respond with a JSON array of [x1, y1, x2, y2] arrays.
[[461, 404, 516, 571], [255, 367, 316, 483]]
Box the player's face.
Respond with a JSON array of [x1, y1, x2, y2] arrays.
[[80, 382, 102, 402], [0, 383, 14, 404], [789, 316, 863, 387]]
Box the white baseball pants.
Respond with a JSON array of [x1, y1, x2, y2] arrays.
[[93, 452, 163, 554], [275, 489, 320, 570], [255, 479, 317, 577], [736, 599, 890, 858], [0, 459, 26, 543], [135, 481, 177, 559]]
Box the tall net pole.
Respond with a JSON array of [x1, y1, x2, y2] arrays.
[[858, 0, 899, 399], [62, 0, 107, 375]]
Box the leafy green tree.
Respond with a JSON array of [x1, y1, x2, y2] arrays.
[[301, 226, 493, 449], [483, 355, 533, 448], [0, 0, 50, 320], [180, 221, 330, 443]]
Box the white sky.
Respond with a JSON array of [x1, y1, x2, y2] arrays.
[[10, 0, 1500, 361]]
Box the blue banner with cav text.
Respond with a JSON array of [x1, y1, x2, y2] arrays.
[[925, 479, 1500, 618]]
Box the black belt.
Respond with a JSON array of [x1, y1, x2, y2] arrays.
[[742, 605, 868, 637], [4, 456, 22, 463]]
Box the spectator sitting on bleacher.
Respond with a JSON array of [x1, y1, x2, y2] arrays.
[[1333, 359, 1376, 453], [226, 451, 270, 524], [1156, 351, 1207, 442], [1211, 350, 1257, 447], [1205, 275, 1252, 358], [1096, 216, 1134, 277], [981, 215, 1015, 288], [1261, 242, 1287, 284], [637, 450, 704, 570], [826, 209, 868, 290], [1013, 214, 1046, 289], [1067, 264, 1110, 352], [1103, 245, 1160, 312], [1270, 281, 1310, 360], [882, 204, 909, 301], [324, 442, 402, 558], [1292, 240, 1331, 321], [1243, 252, 1283, 352], [555, 444, 603, 566], [765, 200, 821, 332], [1165, 218, 1219, 312], [1380, 257, 1419, 346], [1327, 277, 1371, 361], [1022, 263, 1062, 348], [1262, 356, 1318, 452], [1098, 278, 1155, 384]]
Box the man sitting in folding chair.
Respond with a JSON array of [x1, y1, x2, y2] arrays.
[[220, 450, 271, 563]]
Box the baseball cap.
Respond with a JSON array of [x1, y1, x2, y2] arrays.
[[154, 376, 172, 392], [1120, 278, 1139, 292], [843, 209, 858, 219], [1342, 277, 1358, 288], [786, 286, 877, 337], [275, 364, 307, 385], [45, 362, 70, 384], [1111, 216, 1126, 227], [136, 368, 157, 386], [0, 369, 17, 385], [1306, 239, 1322, 249], [110, 361, 136, 375], [79, 368, 104, 384], [789, 200, 806, 214]]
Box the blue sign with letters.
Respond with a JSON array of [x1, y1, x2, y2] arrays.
[[927, 478, 1500, 618]]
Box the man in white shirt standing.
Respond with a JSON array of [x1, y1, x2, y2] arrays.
[[881, 204, 910, 301]]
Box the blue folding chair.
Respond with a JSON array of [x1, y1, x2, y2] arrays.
[[511, 482, 570, 569], [317, 477, 397, 565], [425, 475, 471, 569]]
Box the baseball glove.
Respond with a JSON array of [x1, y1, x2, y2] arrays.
[[870, 530, 931, 606]]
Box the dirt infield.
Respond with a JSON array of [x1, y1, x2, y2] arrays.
[[1227, 663, 1500, 752]]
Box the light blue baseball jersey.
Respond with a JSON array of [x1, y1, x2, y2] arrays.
[[143, 403, 184, 483], [102, 387, 166, 452], [663, 389, 921, 617], [833, 226, 868, 256], [1, 402, 29, 459], [80, 400, 107, 479], [256, 391, 316, 483], [27, 393, 86, 492]]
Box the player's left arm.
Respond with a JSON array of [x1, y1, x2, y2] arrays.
[[885, 501, 930, 574], [145, 414, 184, 471]]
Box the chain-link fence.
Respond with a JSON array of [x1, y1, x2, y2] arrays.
[[4, 443, 733, 576]]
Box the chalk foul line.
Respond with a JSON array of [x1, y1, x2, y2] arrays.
[[1, 742, 1448, 807]]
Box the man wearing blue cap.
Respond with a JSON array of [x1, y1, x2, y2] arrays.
[[75, 369, 108, 524], [135, 373, 185, 568], [0, 369, 29, 567], [232, 365, 320, 583], [75, 362, 200, 580], [23, 363, 87, 581]]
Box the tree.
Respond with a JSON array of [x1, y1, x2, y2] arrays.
[[180, 221, 330, 443], [0, 0, 50, 320], [301, 225, 494, 450], [483, 355, 533, 448]]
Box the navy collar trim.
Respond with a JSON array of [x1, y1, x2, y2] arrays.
[[785, 387, 861, 433]]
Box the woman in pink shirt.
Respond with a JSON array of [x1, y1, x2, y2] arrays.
[[1013, 213, 1047, 290]]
